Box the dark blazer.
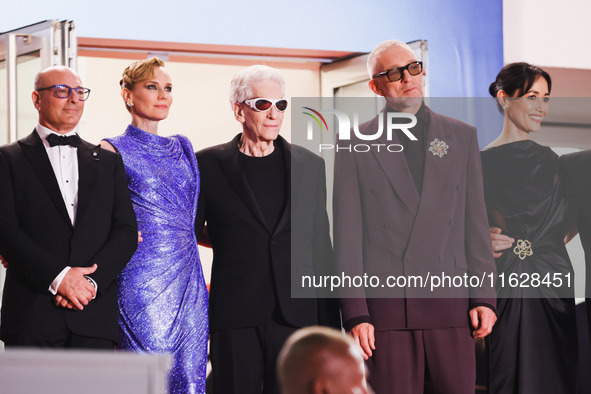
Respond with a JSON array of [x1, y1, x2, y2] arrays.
[[196, 134, 340, 331], [559, 150, 591, 340], [333, 106, 496, 331], [0, 130, 137, 343]]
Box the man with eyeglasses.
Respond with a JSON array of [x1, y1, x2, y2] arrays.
[[0, 66, 137, 349], [195, 65, 340, 394], [333, 40, 497, 393]]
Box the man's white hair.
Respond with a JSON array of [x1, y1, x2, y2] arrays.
[[229, 65, 285, 106], [367, 40, 415, 78]]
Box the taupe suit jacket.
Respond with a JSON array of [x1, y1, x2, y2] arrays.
[[333, 106, 496, 331]]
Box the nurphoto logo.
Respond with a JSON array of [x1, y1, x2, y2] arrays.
[[302, 107, 418, 153]]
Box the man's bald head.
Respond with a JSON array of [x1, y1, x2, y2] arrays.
[[278, 326, 369, 394], [32, 66, 85, 134], [34, 66, 79, 90]]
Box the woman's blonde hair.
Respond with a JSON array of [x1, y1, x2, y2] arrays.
[[120, 57, 166, 111]]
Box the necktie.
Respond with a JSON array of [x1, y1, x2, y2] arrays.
[[46, 134, 81, 148]]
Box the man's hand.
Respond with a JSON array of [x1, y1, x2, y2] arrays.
[[56, 264, 98, 310], [138, 231, 143, 244], [469, 306, 497, 339], [349, 322, 376, 360], [490, 227, 514, 258]]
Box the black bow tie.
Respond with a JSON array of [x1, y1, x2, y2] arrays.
[[46, 134, 81, 148]]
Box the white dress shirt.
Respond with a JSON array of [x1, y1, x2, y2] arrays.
[[36, 124, 79, 295]]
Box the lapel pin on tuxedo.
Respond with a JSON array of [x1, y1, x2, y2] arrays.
[[92, 145, 100, 160], [428, 138, 449, 158]]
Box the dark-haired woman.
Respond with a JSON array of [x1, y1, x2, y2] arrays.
[[101, 58, 208, 394], [482, 62, 577, 393]]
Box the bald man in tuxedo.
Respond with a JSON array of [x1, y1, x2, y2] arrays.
[[0, 66, 137, 348]]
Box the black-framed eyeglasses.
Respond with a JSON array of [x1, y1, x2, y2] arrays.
[[242, 98, 288, 112], [372, 61, 423, 82], [36, 84, 91, 101]]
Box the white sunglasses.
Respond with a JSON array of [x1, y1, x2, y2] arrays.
[[242, 98, 288, 112]]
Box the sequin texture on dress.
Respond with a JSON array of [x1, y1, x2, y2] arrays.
[[107, 125, 209, 393]]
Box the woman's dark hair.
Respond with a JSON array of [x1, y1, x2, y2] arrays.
[[489, 62, 552, 98]]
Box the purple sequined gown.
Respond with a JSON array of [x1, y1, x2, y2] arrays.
[[106, 125, 208, 393]]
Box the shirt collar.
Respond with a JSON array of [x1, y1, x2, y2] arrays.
[[383, 101, 430, 126], [36, 123, 79, 148], [415, 102, 431, 126]]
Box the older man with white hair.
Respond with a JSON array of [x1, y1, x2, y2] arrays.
[[196, 65, 340, 394]]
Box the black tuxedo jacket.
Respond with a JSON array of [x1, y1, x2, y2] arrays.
[[0, 130, 137, 343], [196, 134, 340, 331], [559, 150, 591, 341]]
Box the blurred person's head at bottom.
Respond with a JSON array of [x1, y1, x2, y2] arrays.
[[278, 326, 372, 394]]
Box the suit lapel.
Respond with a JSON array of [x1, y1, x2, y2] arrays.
[[404, 111, 455, 252], [417, 111, 453, 213], [273, 136, 292, 235], [369, 113, 420, 216], [74, 141, 100, 228], [220, 134, 271, 233], [19, 130, 72, 227]]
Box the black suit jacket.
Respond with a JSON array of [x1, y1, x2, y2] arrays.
[[559, 150, 591, 340], [0, 130, 137, 343], [334, 107, 496, 331], [196, 134, 339, 331]]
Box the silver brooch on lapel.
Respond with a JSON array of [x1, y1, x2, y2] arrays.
[[428, 139, 449, 158]]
